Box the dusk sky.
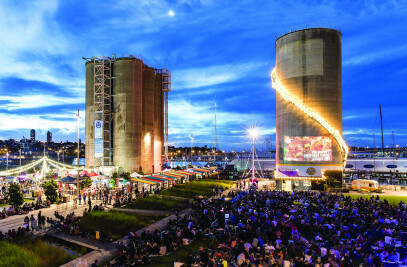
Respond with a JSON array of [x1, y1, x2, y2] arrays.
[[0, 0, 406, 151]]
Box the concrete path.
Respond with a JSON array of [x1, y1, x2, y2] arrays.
[[0, 199, 110, 233]]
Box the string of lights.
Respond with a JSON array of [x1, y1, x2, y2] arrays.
[[47, 157, 78, 170], [0, 156, 81, 176], [271, 68, 349, 166], [0, 157, 45, 176]]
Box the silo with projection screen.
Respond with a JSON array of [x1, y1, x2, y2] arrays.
[[274, 28, 344, 190]]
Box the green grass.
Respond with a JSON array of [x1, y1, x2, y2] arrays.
[[343, 194, 407, 206], [0, 239, 75, 267], [125, 195, 189, 211], [76, 210, 163, 240], [148, 238, 210, 267], [160, 179, 234, 199]]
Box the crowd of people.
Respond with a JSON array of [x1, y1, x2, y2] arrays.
[[111, 188, 407, 266]]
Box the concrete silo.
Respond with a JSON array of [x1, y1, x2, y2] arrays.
[[85, 56, 169, 174], [273, 28, 346, 190]]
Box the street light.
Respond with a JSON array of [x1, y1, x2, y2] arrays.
[[75, 109, 81, 205]]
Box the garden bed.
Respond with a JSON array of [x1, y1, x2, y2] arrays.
[[75, 210, 164, 240], [160, 179, 234, 199], [0, 238, 76, 267], [125, 195, 189, 211]]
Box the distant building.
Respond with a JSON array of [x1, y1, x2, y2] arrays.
[[30, 129, 35, 141], [47, 131, 52, 143]]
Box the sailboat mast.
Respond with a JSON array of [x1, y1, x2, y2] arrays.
[[380, 104, 385, 156], [373, 133, 376, 173]]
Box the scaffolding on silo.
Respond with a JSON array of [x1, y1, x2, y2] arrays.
[[94, 56, 113, 167], [156, 69, 171, 162]]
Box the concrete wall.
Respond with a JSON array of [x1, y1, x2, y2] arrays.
[[154, 73, 163, 173], [142, 66, 155, 174], [112, 58, 143, 173], [85, 62, 95, 168], [275, 28, 342, 169]]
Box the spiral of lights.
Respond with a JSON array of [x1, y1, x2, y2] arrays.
[[270, 68, 349, 166]]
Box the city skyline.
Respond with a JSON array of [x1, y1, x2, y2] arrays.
[[0, 1, 406, 151]]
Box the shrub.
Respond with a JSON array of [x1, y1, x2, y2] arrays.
[[42, 179, 59, 203], [80, 176, 92, 189], [8, 183, 24, 208]]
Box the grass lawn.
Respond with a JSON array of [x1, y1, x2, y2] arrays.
[[125, 195, 189, 211], [76, 210, 164, 240], [149, 237, 210, 267], [160, 179, 235, 199], [0, 238, 75, 267], [343, 194, 407, 206]]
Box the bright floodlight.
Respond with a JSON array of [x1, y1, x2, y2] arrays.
[[248, 127, 259, 139], [168, 10, 175, 16]]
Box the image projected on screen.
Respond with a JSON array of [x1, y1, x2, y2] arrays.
[[284, 136, 332, 162]]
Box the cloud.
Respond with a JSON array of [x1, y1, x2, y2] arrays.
[[0, 94, 83, 110], [173, 62, 267, 89], [343, 45, 407, 66], [0, 112, 84, 134]]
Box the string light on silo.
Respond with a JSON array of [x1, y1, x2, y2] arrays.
[[270, 68, 349, 166]]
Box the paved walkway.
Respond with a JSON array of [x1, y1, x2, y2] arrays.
[[0, 199, 110, 233]]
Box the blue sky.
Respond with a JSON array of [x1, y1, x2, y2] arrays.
[[0, 0, 406, 151]]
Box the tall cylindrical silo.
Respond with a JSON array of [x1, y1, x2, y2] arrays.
[[85, 62, 95, 169], [142, 65, 155, 174], [275, 28, 343, 190], [112, 58, 143, 173], [154, 73, 163, 172]]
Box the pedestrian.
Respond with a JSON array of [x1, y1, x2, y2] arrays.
[[88, 198, 92, 212], [78, 193, 82, 205], [104, 194, 107, 207], [83, 192, 87, 203], [37, 211, 42, 227]]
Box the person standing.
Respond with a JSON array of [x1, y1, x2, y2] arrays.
[[88, 198, 92, 212], [78, 193, 82, 205], [37, 211, 42, 228]]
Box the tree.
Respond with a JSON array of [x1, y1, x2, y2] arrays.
[[46, 169, 54, 179], [188, 164, 193, 168], [42, 180, 59, 203], [325, 176, 341, 190], [121, 172, 131, 181], [8, 183, 24, 209], [80, 176, 92, 189], [109, 177, 117, 188]]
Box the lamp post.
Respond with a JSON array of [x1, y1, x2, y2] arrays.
[[6, 150, 8, 170], [75, 109, 81, 204]]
